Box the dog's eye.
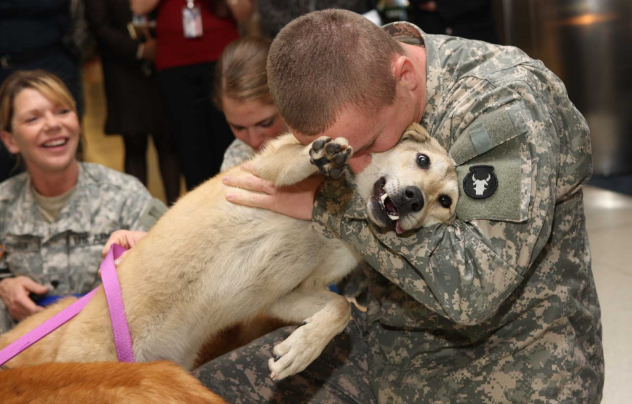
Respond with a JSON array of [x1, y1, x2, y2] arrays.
[[439, 195, 452, 208], [416, 154, 430, 169]]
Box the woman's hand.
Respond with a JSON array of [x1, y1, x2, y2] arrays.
[[129, 0, 160, 16], [226, 0, 253, 22], [140, 31, 157, 61], [0, 276, 47, 321], [222, 162, 323, 221], [102, 230, 148, 266]]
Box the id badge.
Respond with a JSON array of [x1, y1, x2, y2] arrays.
[[182, 5, 203, 38]]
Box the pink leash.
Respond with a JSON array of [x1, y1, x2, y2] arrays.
[[0, 244, 135, 366]]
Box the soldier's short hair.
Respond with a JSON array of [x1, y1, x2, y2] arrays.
[[268, 9, 404, 136], [0, 70, 77, 133]]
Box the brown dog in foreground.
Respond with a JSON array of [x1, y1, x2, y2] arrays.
[[0, 361, 226, 404]]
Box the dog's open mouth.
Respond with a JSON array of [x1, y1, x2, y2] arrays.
[[372, 177, 405, 233]]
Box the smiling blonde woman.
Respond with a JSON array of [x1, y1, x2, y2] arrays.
[[0, 70, 166, 334]]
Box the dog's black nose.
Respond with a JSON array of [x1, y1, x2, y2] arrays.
[[398, 186, 424, 215]]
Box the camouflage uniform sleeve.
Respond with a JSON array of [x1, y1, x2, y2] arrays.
[[118, 179, 168, 232], [314, 84, 570, 325], [220, 139, 256, 172]]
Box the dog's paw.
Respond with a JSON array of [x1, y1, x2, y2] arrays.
[[267, 319, 330, 381], [309, 137, 353, 179]]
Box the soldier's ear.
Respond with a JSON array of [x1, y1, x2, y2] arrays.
[[394, 55, 419, 93], [400, 123, 431, 144], [0, 130, 20, 154]]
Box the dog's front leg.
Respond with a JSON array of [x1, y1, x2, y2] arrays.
[[264, 289, 351, 380], [253, 134, 353, 186]]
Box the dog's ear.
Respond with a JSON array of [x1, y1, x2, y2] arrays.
[[400, 123, 431, 144]]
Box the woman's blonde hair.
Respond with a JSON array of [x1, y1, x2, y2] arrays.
[[0, 70, 77, 133], [214, 36, 273, 111]]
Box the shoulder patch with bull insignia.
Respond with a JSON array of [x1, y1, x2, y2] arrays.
[[463, 165, 498, 199]]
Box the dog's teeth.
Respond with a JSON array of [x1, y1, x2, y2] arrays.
[[380, 193, 388, 203], [387, 214, 400, 221]]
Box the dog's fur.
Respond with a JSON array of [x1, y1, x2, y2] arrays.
[[0, 123, 458, 384], [0, 361, 226, 404]]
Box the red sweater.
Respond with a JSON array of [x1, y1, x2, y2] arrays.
[[155, 0, 239, 71]]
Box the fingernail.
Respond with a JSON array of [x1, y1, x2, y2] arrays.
[[114, 258, 122, 266], [271, 371, 276, 380], [222, 176, 230, 183], [226, 193, 234, 199]]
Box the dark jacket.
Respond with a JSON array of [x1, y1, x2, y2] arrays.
[[408, 0, 499, 43], [85, 0, 169, 136], [0, 0, 71, 54]]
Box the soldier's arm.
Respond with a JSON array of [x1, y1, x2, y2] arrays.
[[313, 86, 589, 325]]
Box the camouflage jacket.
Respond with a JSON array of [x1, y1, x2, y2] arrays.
[[0, 163, 166, 295], [312, 23, 603, 403], [220, 139, 255, 172]]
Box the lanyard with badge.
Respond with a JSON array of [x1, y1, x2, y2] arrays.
[[183, 0, 203, 38]]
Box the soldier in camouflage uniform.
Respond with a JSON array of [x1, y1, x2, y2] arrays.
[[199, 10, 604, 404], [0, 70, 166, 333]]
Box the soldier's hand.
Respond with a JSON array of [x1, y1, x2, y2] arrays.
[[0, 276, 47, 321], [102, 230, 148, 266]]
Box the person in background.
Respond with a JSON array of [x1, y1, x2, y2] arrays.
[[85, 0, 181, 206], [214, 36, 288, 172], [256, 0, 377, 38], [408, 0, 499, 43], [130, 0, 253, 190], [0, 70, 166, 334], [0, 0, 83, 116]]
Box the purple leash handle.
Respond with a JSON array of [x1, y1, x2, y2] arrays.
[[101, 244, 135, 363], [0, 244, 134, 367]]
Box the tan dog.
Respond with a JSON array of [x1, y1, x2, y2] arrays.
[[0, 123, 458, 383]]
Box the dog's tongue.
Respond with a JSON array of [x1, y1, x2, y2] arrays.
[[395, 221, 405, 234]]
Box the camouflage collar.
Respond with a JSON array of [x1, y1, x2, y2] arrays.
[[382, 22, 442, 130], [382, 21, 425, 48], [5, 164, 91, 240]]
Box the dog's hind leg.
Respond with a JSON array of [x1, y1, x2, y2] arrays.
[[253, 134, 353, 186], [264, 288, 351, 381]]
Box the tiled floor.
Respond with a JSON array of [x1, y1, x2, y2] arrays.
[[82, 61, 631, 403], [584, 187, 632, 404]]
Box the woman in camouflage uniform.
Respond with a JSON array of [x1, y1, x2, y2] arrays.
[[0, 70, 166, 333]]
